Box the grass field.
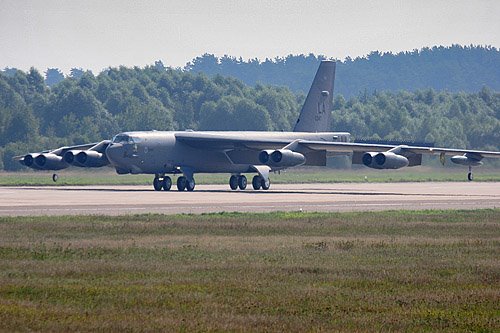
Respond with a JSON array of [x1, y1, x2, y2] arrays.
[[0, 210, 499, 331], [1, 167, 500, 186]]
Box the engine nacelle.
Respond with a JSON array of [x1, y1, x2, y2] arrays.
[[32, 153, 68, 170], [75, 150, 109, 167], [258, 150, 274, 164], [22, 153, 42, 169], [258, 149, 305, 167], [362, 152, 409, 169], [63, 150, 85, 167], [450, 155, 483, 166]]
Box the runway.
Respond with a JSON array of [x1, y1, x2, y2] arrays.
[[0, 182, 499, 216]]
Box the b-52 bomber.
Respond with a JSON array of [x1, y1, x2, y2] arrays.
[[18, 61, 500, 191]]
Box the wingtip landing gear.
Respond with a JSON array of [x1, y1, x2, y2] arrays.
[[52, 173, 58, 182], [467, 166, 473, 181]]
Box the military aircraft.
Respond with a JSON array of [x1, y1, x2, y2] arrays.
[[17, 61, 500, 191]]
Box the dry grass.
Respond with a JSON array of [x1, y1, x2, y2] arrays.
[[0, 210, 499, 332]]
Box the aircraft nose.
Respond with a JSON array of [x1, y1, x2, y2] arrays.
[[105, 143, 123, 164]]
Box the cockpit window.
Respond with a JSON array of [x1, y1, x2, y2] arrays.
[[112, 134, 130, 144], [112, 134, 144, 144], [130, 136, 143, 144]]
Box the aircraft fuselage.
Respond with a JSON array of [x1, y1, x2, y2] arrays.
[[105, 131, 351, 175]]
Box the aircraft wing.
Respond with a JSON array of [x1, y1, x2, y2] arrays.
[[13, 142, 102, 160], [175, 132, 291, 150], [17, 140, 111, 170], [297, 141, 500, 158], [175, 132, 500, 158]]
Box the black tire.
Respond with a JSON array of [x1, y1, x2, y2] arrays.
[[229, 175, 238, 190], [162, 177, 172, 191], [238, 175, 247, 190], [261, 178, 270, 190], [468, 172, 473, 181], [153, 177, 162, 191], [177, 176, 187, 191], [52, 174, 58, 182], [186, 178, 195, 191], [252, 175, 261, 190]]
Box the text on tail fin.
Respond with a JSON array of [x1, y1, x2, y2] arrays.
[[293, 60, 336, 132]]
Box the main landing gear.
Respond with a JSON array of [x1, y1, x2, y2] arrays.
[[230, 175, 270, 191], [176, 176, 195, 191], [153, 175, 195, 192], [467, 166, 473, 181], [153, 174, 268, 192]]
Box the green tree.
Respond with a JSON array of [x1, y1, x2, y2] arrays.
[[45, 68, 65, 87]]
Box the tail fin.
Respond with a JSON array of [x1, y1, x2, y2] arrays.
[[293, 60, 335, 132]]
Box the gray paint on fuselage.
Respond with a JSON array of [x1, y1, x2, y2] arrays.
[[106, 131, 350, 175]]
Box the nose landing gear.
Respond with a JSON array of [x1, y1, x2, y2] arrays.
[[153, 175, 173, 191]]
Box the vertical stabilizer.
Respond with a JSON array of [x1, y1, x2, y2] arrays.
[[293, 60, 335, 132]]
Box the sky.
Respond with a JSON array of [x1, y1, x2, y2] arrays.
[[1, 0, 499, 74]]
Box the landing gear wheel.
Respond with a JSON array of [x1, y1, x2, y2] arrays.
[[186, 178, 196, 191], [238, 175, 247, 190], [162, 176, 172, 191], [177, 176, 187, 191], [468, 166, 473, 181], [52, 173, 58, 182], [229, 175, 238, 190], [153, 177, 162, 191], [252, 175, 262, 190], [261, 178, 270, 190]]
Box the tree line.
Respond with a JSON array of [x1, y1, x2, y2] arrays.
[[187, 45, 500, 96], [0, 60, 499, 170]]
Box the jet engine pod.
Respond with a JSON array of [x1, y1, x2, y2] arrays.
[[363, 152, 409, 169], [450, 154, 483, 166], [258, 150, 274, 164], [33, 153, 68, 170], [64, 150, 85, 167], [22, 153, 39, 168], [260, 149, 305, 167], [362, 152, 377, 167], [75, 151, 109, 167]]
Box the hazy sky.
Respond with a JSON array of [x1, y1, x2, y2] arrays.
[[1, 0, 499, 74]]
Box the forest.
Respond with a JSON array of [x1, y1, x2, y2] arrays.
[[0, 46, 499, 170], [186, 45, 500, 96]]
